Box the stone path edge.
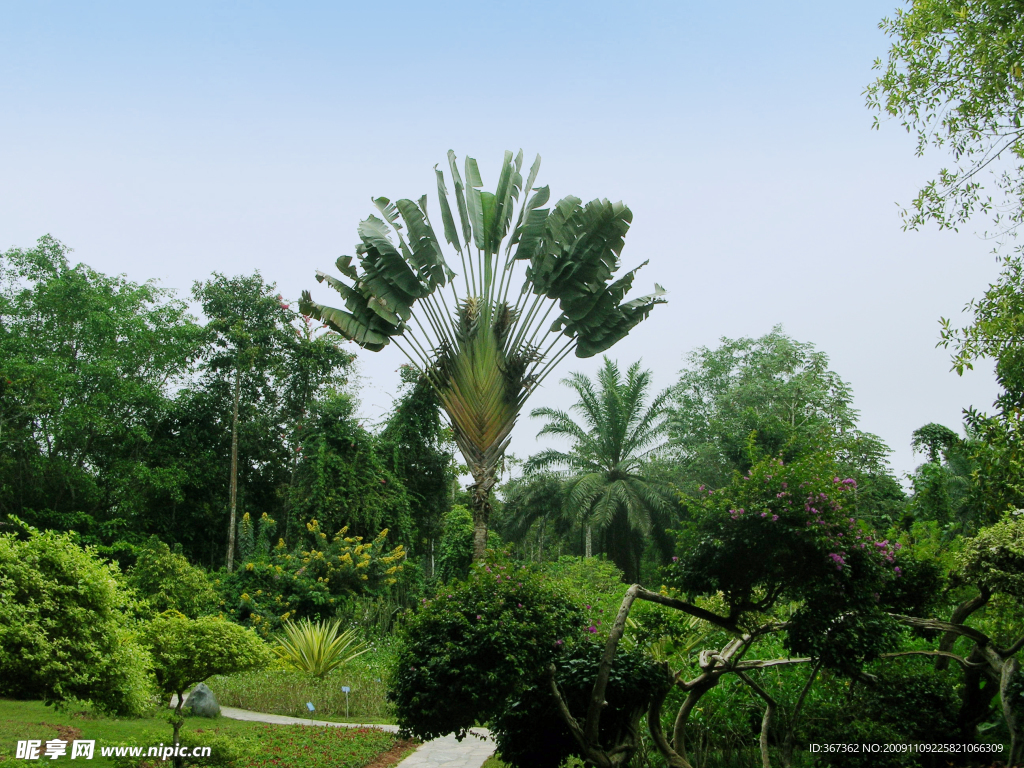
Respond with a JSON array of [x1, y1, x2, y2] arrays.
[[168, 697, 494, 768]]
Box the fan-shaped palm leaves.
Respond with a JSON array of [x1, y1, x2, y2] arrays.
[[526, 358, 676, 581], [300, 151, 665, 559]]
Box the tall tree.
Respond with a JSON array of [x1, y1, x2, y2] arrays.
[[867, 0, 1024, 235], [192, 272, 291, 572], [906, 422, 978, 532], [0, 236, 202, 552], [525, 358, 675, 582], [301, 150, 666, 559], [667, 327, 904, 520], [938, 256, 1024, 524], [277, 309, 356, 536], [495, 472, 571, 562], [289, 392, 413, 545], [378, 365, 456, 566]]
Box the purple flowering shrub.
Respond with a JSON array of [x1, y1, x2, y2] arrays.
[[388, 554, 582, 742], [670, 452, 929, 667]]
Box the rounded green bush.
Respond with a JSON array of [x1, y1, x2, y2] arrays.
[[389, 556, 582, 741], [0, 525, 153, 715]]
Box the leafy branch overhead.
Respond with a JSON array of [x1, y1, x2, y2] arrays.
[[300, 150, 665, 559], [867, 0, 1024, 235]]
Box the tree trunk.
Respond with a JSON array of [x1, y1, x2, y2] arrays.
[[1001, 657, 1022, 767], [781, 660, 821, 768], [171, 693, 185, 768], [226, 368, 241, 573], [737, 672, 776, 768], [585, 524, 592, 558], [469, 474, 493, 561]]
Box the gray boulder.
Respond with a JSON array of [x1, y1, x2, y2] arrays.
[[184, 683, 220, 718]]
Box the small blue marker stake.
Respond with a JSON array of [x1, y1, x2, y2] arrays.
[[306, 702, 315, 725], [341, 687, 350, 719]]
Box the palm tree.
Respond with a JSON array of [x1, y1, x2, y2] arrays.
[[526, 358, 676, 582], [496, 471, 572, 562], [300, 151, 665, 559]]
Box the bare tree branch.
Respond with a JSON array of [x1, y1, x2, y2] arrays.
[[634, 586, 738, 633]]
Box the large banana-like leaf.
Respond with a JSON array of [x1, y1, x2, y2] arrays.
[[300, 150, 666, 515]]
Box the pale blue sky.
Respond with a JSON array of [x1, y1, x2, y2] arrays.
[[0, 1, 1003, 479]]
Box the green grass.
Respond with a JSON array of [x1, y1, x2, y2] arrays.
[[206, 664, 393, 724], [0, 699, 400, 768]]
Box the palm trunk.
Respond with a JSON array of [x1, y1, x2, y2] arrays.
[[470, 489, 490, 561], [226, 368, 241, 573], [469, 466, 496, 561], [585, 524, 592, 558]]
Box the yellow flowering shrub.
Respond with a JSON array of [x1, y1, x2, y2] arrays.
[[221, 516, 406, 636]]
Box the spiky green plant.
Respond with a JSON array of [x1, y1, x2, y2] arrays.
[[301, 150, 665, 559], [273, 618, 368, 679]]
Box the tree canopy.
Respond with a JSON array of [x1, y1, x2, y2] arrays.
[[867, 0, 1024, 235], [667, 327, 903, 518]]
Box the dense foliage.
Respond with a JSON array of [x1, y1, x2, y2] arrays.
[[0, 238, 203, 557], [493, 641, 665, 768], [220, 515, 406, 635], [667, 327, 904, 520], [2, 210, 1023, 760], [671, 451, 916, 667], [435, 504, 474, 583], [389, 556, 582, 741], [0, 524, 153, 715], [127, 537, 220, 619]]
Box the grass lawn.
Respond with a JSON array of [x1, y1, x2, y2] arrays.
[[0, 700, 413, 768]]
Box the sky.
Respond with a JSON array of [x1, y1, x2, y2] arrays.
[[0, 0, 1004, 480]]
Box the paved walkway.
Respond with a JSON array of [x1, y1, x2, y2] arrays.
[[392, 729, 492, 768], [169, 696, 494, 767]]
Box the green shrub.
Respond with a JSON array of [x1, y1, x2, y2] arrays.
[[435, 504, 474, 583], [539, 556, 628, 632], [0, 523, 153, 715], [218, 519, 407, 636], [806, 667, 959, 766], [139, 611, 273, 704], [273, 618, 368, 678], [956, 511, 1024, 599], [128, 536, 219, 618], [389, 555, 583, 740], [139, 609, 274, 762], [493, 640, 666, 768]]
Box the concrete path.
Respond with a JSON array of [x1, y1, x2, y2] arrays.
[[393, 729, 493, 768], [169, 695, 398, 731], [169, 696, 494, 767]]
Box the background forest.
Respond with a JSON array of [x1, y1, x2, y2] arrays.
[[2, 222, 1023, 767]]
